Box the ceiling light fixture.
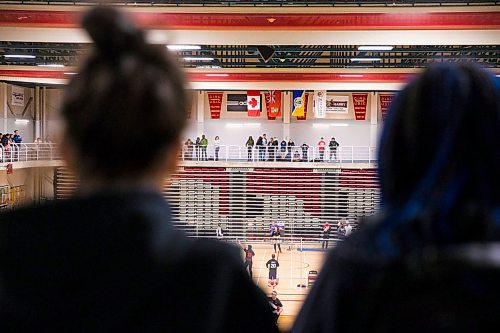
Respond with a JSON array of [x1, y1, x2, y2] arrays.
[[358, 46, 394, 51], [350, 58, 382, 62], [184, 57, 214, 61], [4, 54, 36, 59], [339, 74, 364, 78], [205, 74, 229, 77], [167, 45, 201, 51], [37, 63, 65, 68]]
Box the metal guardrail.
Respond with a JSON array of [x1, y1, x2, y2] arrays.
[[181, 144, 378, 163], [0, 143, 377, 164], [0, 143, 60, 163]]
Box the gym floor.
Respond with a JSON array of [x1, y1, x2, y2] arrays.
[[239, 242, 332, 331]]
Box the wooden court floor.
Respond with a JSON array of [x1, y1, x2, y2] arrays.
[[239, 242, 332, 332]]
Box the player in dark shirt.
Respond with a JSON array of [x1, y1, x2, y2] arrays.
[[266, 254, 280, 287], [268, 291, 283, 325], [242, 244, 255, 278]]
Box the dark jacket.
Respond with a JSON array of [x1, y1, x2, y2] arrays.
[[0, 189, 277, 333], [293, 216, 500, 333]]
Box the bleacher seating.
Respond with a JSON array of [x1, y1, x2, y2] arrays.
[[54, 166, 380, 243]]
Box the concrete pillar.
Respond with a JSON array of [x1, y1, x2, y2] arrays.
[[1, 83, 7, 134], [370, 92, 379, 147], [282, 91, 291, 140], [196, 90, 205, 136]]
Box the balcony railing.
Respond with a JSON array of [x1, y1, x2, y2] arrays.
[[0, 143, 60, 163], [181, 145, 377, 164], [0, 143, 377, 164]]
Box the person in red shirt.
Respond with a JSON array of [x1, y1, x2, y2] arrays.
[[240, 243, 255, 278], [322, 222, 332, 249], [317, 137, 326, 161]]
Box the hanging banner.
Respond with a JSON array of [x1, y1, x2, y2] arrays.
[[11, 86, 25, 107], [326, 95, 349, 113], [296, 93, 309, 120], [207, 92, 223, 119], [313, 90, 326, 119], [226, 93, 247, 112], [352, 93, 368, 120], [247, 90, 261, 117], [379, 94, 395, 121], [264, 90, 282, 120], [292, 90, 305, 117]]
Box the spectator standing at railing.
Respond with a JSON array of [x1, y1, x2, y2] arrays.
[[301, 142, 309, 161], [13, 130, 22, 144], [317, 137, 326, 161], [0, 7, 278, 333], [267, 137, 275, 161], [1, 134, 11, 162], [246, 136, 254, 161], [200, 135, 208, 161], [280, 139, 287, 161], [294, 64, 500, 333], [214, 135, 220, 161], [184, 138, 193, 160], [261, 134, 268, 161], [329, 137, 339, 161], [272, 138, 279, 161], [195, 136, 200, 160], [287, 138, 295, 161]]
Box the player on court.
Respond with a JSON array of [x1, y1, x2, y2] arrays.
[[266, 254, 280, 288], [242, 244, 255, 278], [270, 223, 282, 253], [268, 291, 283, 325]]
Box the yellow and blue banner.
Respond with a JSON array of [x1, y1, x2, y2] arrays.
[[292, 90, 305, 117]]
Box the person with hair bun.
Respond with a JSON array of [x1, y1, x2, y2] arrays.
[[293, 63, 500, 332], [0, 7, 277, 333]]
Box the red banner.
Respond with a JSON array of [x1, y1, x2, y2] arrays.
[[379, 94, 395, 121], [207, 92, 223, 119], [296, 93, 309, 120], [264, 90, 282, 120], [352, 93, 368, 120]]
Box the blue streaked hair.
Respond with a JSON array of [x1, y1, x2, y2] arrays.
[[375, 63, 500, 258]]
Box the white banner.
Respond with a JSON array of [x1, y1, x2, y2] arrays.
[[11, 86, 25, 107], [313, 90, 326, 119], [326, 94, 349, 113]]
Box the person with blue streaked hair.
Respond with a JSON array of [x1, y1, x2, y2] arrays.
[[293, 63, 500, 333]]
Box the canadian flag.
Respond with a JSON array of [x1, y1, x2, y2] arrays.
[[247, 90, 261, 117]]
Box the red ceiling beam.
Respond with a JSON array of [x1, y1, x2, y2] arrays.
[[0, 70, 416, 83], [0, 10, 498, 30]]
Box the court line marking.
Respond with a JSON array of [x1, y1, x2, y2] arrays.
[[256, 247, 268, 285]]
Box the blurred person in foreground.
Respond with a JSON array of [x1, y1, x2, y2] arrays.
[[0, 7, 277, 333], [293, 63, 500, 333]]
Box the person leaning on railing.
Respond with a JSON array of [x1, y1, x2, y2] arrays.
[[0, 6, 278, 333]]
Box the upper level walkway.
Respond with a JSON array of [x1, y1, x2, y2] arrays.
[[0, 143, 377, 169]]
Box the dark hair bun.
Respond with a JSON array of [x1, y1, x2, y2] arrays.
[[82, 6, 144, 59]]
